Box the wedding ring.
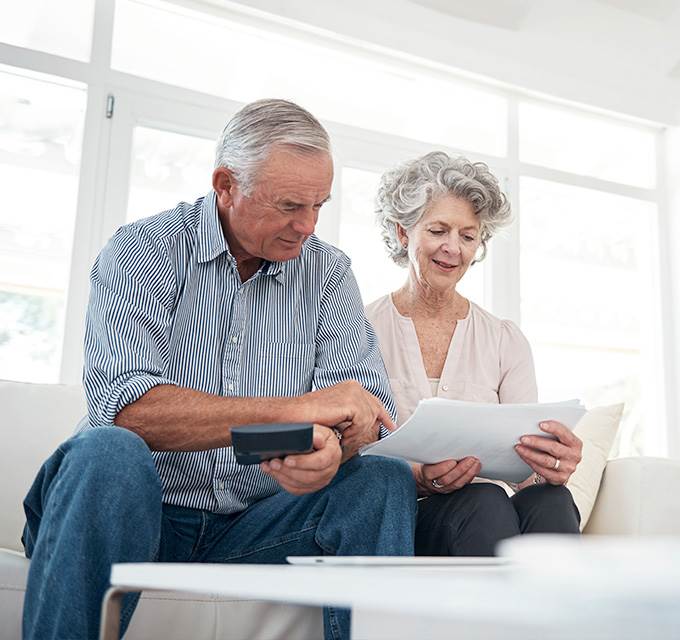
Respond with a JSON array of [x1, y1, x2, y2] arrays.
[[553, 458, 561, 471], [432, 479, 444, 489]]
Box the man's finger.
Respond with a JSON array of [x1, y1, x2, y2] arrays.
[[377, 406, 397, 432], [284, 443, 339, 472]]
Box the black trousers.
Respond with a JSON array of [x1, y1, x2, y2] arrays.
[[415, 482, 581, 556]]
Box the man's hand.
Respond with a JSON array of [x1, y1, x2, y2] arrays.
[[298, 380, 395, 458], [260, 424, 342, 495], [414, 457, 481, 497]]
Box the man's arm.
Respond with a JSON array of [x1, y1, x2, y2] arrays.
[[312, 253, 397, 458], [115, 384, 309, 450]]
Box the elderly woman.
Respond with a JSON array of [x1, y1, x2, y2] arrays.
[[366, 151, 582, 556]]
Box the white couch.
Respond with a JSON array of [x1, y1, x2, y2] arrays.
[[2, 380, 680, 640]]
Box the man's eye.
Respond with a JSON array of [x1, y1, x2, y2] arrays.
[[429, 229, 445, 235], [463, 235, 476, 242]]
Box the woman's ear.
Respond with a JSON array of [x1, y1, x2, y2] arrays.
[[396, 224, 408, 248], [212, 167, 236, 208]]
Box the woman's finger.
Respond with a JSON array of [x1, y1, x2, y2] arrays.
[[422, 459, 459, 482], [539, 421, 582, 450], [436, 458, 480, 491], [515, 448, 573, 484], [518, 435, 572, 461]]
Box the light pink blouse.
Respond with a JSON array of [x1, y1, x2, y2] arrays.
[[365, 294, 538, 427]]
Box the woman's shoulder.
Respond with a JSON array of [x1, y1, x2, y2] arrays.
[[468, 303, 529, 347], [364, 293, 392, 321]]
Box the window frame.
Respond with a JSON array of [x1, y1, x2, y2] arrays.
[[0, 0, 673, 456]]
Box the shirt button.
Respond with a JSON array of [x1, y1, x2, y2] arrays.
[[442, 385, 449, 392], [228, 382, 234, 391], [231, 336, 238, 343]]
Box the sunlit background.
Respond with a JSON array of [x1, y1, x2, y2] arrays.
[[1, 0, 679, 460]]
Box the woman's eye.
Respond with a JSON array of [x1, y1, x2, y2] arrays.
[[463, 235, 476, 242], [429, 229, 445, 235]]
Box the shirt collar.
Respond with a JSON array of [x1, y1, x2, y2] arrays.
[[196, 190, 287, 283]]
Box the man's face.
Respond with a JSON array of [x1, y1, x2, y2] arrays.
[[215, 146, 333, 264]]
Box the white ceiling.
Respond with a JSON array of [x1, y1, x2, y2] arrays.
[[225, 0, 680, 125]]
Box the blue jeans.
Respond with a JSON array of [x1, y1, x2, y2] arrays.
[[22, 427, 416, 640]]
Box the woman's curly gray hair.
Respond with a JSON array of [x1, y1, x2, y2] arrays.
[[376, 151, 512, 266]]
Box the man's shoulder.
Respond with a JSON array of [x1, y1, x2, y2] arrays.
[[299, 235, 350, 269], [124, 197, 203, 247]]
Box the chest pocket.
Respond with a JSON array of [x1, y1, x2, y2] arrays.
[[256, 342, 316, 396]]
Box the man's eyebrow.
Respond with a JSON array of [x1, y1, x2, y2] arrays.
[[318, 195, 332, 205]]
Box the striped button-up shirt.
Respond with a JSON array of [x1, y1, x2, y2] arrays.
[[83, 191, 395, 514]]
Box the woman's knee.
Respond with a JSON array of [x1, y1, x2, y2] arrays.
[[512, 484, 580, 533]]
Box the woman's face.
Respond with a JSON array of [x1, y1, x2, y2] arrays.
[[399, 194, 481, 292]]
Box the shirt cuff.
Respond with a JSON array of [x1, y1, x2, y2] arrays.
[[89, 373, 177, 425]]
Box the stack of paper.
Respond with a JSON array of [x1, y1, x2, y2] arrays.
[[360, 398, 586, 483]]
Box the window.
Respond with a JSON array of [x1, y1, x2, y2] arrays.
[[127, 127, 216, 222], [0, 1, 671, 456], [0, 0, 95, 61], [112, 0, 507, 155], [519, 177, 661, 455], [0, 67, 86, 382], [519, 101, 656, 188]]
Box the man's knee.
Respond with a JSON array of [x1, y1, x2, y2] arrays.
[[341, 455, 415, 496], [65, 426, 160, 491]]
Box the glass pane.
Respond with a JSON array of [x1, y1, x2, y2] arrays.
[[519, 177, 662, 456], [0, 67, 86, 382], [112, 0, 506, 156], [127, 127, 216, 223], [336, 167, 483, 307], [0, 0, 94, 61], [519, 101, 656, 188]]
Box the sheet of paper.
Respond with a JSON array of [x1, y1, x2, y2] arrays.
[[360, 398, 586, 483]]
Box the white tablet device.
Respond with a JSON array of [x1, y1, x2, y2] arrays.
[[286, 556, 511, 567]]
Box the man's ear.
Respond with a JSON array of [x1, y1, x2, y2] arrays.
[[212, 167, 237, 208]]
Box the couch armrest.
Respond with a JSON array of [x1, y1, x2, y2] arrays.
[[584, 456, 680, 535]]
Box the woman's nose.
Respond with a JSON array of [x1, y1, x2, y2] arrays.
[[442, 237, 461, 256]]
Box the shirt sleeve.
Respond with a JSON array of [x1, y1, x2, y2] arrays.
[[313, 254, 396, 439], [498, 319, 538, 404], [83, 224, 178, 426]]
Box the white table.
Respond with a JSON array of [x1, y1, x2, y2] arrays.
[[100, 561, 519, 639], [101, 537, 680, 640]]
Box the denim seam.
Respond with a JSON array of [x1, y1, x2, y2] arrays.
[[189, 511, 210, 562], [212, 523, 319, 562]]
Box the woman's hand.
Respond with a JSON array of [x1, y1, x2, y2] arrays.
[[514, 420, 582, 486], [414, 457, 481, 497]]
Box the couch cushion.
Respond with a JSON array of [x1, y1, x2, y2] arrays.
[[585, 456, 680, 535], [0, 380, 87, 551], [0, 548, 322, 640], [565, 403, 623, 531]]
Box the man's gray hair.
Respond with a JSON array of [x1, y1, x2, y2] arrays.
[[214, 99, 331, 194], [376, 151, 512, 265]]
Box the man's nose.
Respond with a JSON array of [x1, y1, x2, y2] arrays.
[[292, 207, 318, 236]]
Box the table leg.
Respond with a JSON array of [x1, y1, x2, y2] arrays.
[[99, 587, 137, 640]]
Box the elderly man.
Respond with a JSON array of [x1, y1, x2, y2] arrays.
[[21, 99, 416, 640]]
